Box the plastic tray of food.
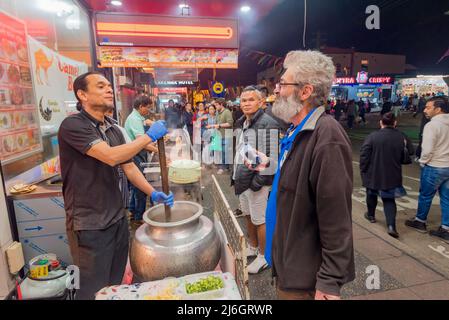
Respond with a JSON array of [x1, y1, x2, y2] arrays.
[[180, 271, 226, 300]]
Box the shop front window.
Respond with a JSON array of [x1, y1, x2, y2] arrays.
[[0, 0, 92, 181]]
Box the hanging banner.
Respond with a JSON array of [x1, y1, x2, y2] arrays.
[[28, 37, 88, 136], [0, 10, 42, 165], [98, 46, 238, 69]]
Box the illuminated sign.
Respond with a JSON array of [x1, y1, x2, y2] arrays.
[[335, 77, 356, 84], [95, 13, 239, 49], [213, 82, 224, 94], [368, 76, 392, 84], [357, 71, 369, 84], [155, 80, 197, 87], [155, 87, 187, 94], [334, 76, 393, 86], [98, 46, 238, 69], [97, 23, 233, 40], [212, 81, 225, 98]]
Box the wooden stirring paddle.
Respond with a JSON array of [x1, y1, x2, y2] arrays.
[[157, 138, 171, 221]]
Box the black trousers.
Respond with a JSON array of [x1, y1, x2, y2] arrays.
[[67, 217, 129, 300], [366, 193, 397, 228]]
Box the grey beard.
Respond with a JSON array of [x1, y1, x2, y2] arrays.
[[272, 95, 303, 123]]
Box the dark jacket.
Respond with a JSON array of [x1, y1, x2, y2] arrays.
[[182, 110, 194, 137], [232, 109, 281, 196], [272, 107, 355, 296], [381, 101, 393, 115], [164, 106, 182, 129], [360, 127, 414, 190]]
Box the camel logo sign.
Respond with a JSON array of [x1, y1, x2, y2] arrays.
[[28, 36, 88, 136]]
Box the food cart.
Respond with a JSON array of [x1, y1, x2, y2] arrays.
[[95, 175, 250, 300]]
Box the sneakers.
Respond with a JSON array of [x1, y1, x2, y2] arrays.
[[429, 227, 449, 244], [364, 212, 376, 224], [234, 208, 243, 217], [405, 219, 427, 233], [245, 245, 258, 258], [217, 169, 224, 175], [247, 255, 269, 274]]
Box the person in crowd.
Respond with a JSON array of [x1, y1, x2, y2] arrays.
[[346, 99, 357, 129], [358, 99, 367, 125], [232, 103, 244, 123], [261, 50, 355, 300], [334, 99, 343, 122], [413, 95, 427, 118], [182, 102, 194, 142], [194, 102, 206, 119], [405, 96, 449, 243], [415, 113, 431, 160], [211, 98, 234, 174], [232, 86, 281, 274], [412, 93, 419, 112], [402, 95, 409, 110], [203, 105, 219, 166], [193, 102, 207, 138], [124, 94, 159, 224], [360, 112, 414, 238], [381, 98, 393, 115], [58, 72, 173, 299], [163, 99, 182, 129]]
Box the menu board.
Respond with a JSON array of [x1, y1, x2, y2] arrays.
[[356, 87, 376, 99], [98, 46, 239, 69], [0, 11, 42, 165]]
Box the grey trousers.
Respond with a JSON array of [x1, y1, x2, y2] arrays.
[[67, 217, 129, 300]]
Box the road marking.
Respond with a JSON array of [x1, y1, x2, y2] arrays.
[[428, 245, 449, 259], [353, 161, 421, 182]]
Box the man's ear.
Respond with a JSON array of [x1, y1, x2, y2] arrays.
[[299, 85, 314, 101], [76, 89, 88, 104]]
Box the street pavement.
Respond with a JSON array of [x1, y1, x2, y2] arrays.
[[201, 111, 449, 300]]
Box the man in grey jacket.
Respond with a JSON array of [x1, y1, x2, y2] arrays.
[[405, 96, 449, 243], [265, 51, 355, 300], [232, 86, 281, 274]]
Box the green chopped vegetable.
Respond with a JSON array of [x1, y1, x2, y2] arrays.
[[185, 275, 224, 294]]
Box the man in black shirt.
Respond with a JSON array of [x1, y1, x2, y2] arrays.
[[58, 72, 173, 299]]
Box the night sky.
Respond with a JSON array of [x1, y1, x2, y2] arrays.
[[242, 0, 449, 73]]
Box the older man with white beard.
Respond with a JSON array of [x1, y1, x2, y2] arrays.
[[257, 51, 355, 300]]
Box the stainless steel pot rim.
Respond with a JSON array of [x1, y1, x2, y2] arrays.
[[143, 201, 203, 228]]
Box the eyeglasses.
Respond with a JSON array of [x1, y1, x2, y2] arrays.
[[277, 82, 302, 87]]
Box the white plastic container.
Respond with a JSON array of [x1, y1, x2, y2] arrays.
[[180, 271, 226, 300]]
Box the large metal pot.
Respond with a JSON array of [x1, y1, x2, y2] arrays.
[[130, 201, 221, 282]]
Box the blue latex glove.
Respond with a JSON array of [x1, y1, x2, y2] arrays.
[[151, 191, 174, 207], [146, 120, 168, 142]]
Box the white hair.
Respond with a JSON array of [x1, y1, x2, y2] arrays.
[[284, 50, 336, 107]]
